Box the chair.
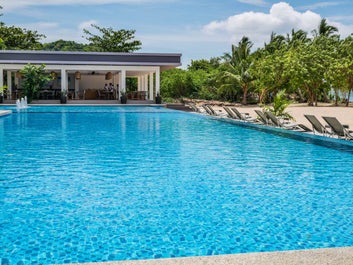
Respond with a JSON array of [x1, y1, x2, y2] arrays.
[[97, 90, 106, 100], [202, 105, 215, 115], [189, 103, 200, 112], [304, 114, 331, 136], [223, 106, 238, 119], [265, 111, 305, 130], [230, 107, 258, 122], [322, 116, 353, 140], [202, 105, 226, 117], [254, 110, 269, 125]]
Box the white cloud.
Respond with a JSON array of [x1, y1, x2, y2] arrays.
[[326, 20, 353, 39], [203, 2, 323, 48], [299, 1, 342, 11], [2, 0, 172, 11], [17, 20, 100, 43], [237, 0, 267, 7], [328, 15, 353, 23], [78, 20, 98, 33]]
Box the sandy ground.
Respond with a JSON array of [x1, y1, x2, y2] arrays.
[[199, 103, 353, 130]]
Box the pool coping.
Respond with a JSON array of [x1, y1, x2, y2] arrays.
[[65, 247, 353, 265], [0, 109, 12, 117], [199, 114, 353, 152]]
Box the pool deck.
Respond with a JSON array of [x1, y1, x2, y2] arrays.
[[67, 247, 353, 265]]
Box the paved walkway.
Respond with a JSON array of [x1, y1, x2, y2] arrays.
[[66, 247, 353, 265]]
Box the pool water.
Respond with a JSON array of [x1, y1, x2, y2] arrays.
[[1, 106, 353, 264]]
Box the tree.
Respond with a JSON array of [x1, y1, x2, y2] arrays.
[[160, 68, 196, 99], [328, 35, 353, 106], [42, 39, 88, 51], [286, 29, 310, 47], [313, 18, 339, 38], [20, 64, 53, 103], [0, 24, 45, 50], [83, 24, 142, 52], [264, 90, 293, 119], [219, 36, 254, 104]]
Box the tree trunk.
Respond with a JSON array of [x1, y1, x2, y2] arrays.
[[241, 86, 248, 105], [297, 87, 305, 103], [346, 89, 352, 107], [347, 76, 353, 107], [305, 84, 314, 106], [322, 90, 329, 103], [259, 88, 266, 104], [335, 89, 339, 106]]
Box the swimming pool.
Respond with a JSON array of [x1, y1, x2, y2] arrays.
[[1, 106, 353, 264]]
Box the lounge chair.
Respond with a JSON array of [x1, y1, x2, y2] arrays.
[[188, 103, 200, 112], [322, 116, 353, 140], [265, 111, 306, 131], [304, 114, 331, 136], [202, 105, 223, 116], [230, 107, 258, 122], [223, 106, 238, 119], [254, 110, 269, 125], [202, 105, 214, 115]]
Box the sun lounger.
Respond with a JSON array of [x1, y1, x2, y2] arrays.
[[202, 105, 225, 117], [254, 110, 269, 125], [230, 107, 258, 122], [188, 103, 200, 112], [322, 116, 353, 140], [304, 114, 331, 136], [202, 105, 214, 115], [265, 111, 306, 131], [223, 106, 238, 119]]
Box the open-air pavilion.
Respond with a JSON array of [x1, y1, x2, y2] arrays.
[[0, 50, 182, 102]]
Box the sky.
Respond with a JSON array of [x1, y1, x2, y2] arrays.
[[1, 0, 353, 68]]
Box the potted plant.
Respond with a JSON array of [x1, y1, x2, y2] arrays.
[[120, 91, 127, 104], [0, 85, 7, 103], [20, 64, 54, 103], [60, 90, 68, 104], [155, 93, 162, 104]]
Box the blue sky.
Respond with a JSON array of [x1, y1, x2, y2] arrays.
[[1, 0, 353, 67]]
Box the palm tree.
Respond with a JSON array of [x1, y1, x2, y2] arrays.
[[264, 32, 286, 54], [313, 18, 338, 38], [220, 36, 254, 104], [286, 29, 309, 47]]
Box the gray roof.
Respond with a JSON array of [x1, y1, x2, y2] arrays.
[[0, 50, 182, 70]]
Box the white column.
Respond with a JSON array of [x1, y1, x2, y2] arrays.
[[0, 68, 3, 89], [149, 72, 154, 100], [114, 73, 119, 99], [144, 74, 148, 92], [61, 68, 67, 93], [7, 71, 12, 100], [140, 76, 144, 91], [0, 67, 4, 101], [155, 67, 160, 96], [138, 76, 142, 91], [74, 79, 80, 99], [120, 70, 126, 93]]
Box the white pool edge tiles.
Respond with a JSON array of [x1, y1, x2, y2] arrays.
[[64, 246, 353, 265], [0, 110, 12, 117]]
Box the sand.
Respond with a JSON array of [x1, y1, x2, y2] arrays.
[[199, 103, 353, 130]]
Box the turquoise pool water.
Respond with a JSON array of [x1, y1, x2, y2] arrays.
[[1, 106, 353, 264]]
